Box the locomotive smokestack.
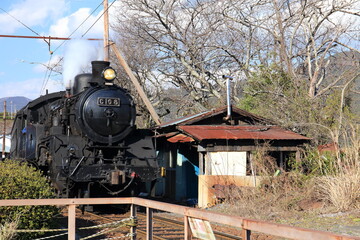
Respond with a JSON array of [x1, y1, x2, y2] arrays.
[[91, 61, 110, 86], [65, 87, 71, 98]]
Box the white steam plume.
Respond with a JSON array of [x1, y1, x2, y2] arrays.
[[63, 39, 104, 89]]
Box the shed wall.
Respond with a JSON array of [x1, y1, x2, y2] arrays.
[[208, 152, 247, 176]]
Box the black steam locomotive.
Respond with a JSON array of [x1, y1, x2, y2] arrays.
[[10, 61, 159, 198]]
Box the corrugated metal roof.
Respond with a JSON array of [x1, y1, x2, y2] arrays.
[[156, 106, 274, 128], [177, 125, 310, 141], [154, 132, 178, 138], [167, 133, 195, 143], [157, 110, 213, 128]]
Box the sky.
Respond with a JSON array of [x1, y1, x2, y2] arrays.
[[0, 0, 119, 100]]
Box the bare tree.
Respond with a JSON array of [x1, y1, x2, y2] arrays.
[[227, 0, 359, 92], [113, 0, 250, 114], [111, 0, 360, 128]]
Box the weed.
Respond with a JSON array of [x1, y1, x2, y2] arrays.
[[0, 220, 18, 240]]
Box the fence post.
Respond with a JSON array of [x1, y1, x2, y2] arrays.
[[146, 207, 153, 240], [68, 204, 76, 240], [242, 228, 251, 240], [130, 204, 137, 240], [184, 215, 192, 240]]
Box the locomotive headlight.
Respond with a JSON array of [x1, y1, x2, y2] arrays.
[[102, 67, 116, 81]]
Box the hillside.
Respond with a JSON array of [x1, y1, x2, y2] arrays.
[[0, 96, 30, 113]]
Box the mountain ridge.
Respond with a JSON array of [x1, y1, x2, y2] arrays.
[[0, 96, 31, 113]]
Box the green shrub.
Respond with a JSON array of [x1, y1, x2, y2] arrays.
[[0, 159, 59, 239]]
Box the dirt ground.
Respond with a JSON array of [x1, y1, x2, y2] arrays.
[[208, 202, 360, 237]]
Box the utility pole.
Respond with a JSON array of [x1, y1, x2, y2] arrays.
[[111, 43, 162, 125], [2, 101, 6, 160], [101, 3, 161, 125], [103, 0, 110, 61]]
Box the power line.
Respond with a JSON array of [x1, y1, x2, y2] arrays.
[[52, 0, 105, 54], [40, 54, 54, 95], [82, 0, 116, 37], [0, 7, 40, 36], [0, 34, 101, 41], [41, 0, 106, 94], [1, 1, 110, 96], [0, 6, 54, 96]]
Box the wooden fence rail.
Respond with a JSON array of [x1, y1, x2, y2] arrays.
[[0, 197, 358, 240]]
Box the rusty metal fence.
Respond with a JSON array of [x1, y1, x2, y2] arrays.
[[0, 197, 358, 240]]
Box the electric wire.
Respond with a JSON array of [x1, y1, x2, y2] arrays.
[[40, 54, 54, 95], [0, 7, 41, 36], [0, 6, 52, 95], [40, 0, 106, 95], [1, 1, 111, 96], [82, 0, 116, 37], [52, 0, 105, 54]]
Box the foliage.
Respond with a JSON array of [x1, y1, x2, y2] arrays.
[[288, 147, 338, 176], [0, 159, 59, 239], [239, 65, 292, 113], [238, 65, 357, 145]]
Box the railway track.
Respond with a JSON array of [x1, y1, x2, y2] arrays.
[[80, 209, 243, 240]]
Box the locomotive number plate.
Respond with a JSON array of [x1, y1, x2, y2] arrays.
[[97, 97, 121, 106]]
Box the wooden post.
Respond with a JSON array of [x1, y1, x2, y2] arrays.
[[130, 204, 137, 240], [68, 204, 76, 240], [2, 101, 6, 159], [249, 152, 257, 186], [242, 228, 251, 240], [296, 150, 301, 163], [146, 207, 153, 240], [198, 152, 204, 175], [110, 43, 161, 125], [103, 0, 110, 61], [280, 151, 284, 170], [205, 154, 211, 175], [184, 215, 192, 240]]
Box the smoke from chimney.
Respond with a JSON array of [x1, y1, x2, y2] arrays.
[[62, 39, 103, 89]]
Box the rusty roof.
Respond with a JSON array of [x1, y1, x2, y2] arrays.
[[177, 125, 310, 141], [167, 134, 195, 143], [156, 106, 274, 128]]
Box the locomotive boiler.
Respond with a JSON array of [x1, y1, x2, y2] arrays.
[[10, 61, 159, 198]]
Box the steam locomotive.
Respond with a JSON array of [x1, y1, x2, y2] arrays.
[[10, 61, 159, 198]]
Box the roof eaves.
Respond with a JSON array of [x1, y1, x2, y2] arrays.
[[156, 110, 213, 128], [176, 125, 201, 141]]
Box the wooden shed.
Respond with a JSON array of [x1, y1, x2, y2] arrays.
[[154, 106, 310, 207]]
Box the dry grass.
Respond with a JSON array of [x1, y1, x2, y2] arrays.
[[208, 120, 360, 237], [0, 221, 18, 240], [316, 172, 360, 211], [215, 172, 318, 221], [212, 137, 360, 221], [315, 123, 360, 212]]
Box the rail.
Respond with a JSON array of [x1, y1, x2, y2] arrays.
[[0, 197, 358, 240]]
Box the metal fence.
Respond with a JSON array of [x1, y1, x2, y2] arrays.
[[0, 197, 358, 240]]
